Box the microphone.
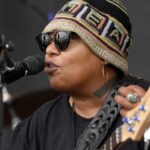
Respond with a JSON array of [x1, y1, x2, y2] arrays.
[[2, 55, 45, 84]]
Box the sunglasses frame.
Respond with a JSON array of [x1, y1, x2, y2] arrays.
[[36, 31, 72, 53]]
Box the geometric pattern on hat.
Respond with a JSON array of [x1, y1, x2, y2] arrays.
[[43, 0, 133, 73]]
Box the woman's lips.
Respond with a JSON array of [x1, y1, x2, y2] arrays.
[[44, 62, 59, 74]]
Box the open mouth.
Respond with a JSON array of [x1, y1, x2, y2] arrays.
[[44, 61, 59, 73], [45, 62, 58, 68]]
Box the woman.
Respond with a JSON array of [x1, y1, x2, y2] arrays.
[[7, 0, 149, 150]]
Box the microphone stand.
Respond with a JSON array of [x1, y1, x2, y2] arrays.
[[0, 34, 5, 150], [0, 34, 14, 149]]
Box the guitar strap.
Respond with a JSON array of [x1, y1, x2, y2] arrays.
[[75, 75, 147, 150]]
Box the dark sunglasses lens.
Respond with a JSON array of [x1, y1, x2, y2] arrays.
[[54, 31, 70, 51], [36, 33, 51, 52]]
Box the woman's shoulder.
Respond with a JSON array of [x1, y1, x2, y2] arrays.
[[6, 93, 71, 150], [14, 94, 69, 132], [35, 93, 69, 113]]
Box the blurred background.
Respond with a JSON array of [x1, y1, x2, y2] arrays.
[[0, 0, 150, 95], [0, 0, 150, 149]]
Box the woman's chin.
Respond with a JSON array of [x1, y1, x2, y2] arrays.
[[49, 79, 69, 92]]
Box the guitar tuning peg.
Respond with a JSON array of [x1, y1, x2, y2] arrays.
[[122, 117, 133, 125], [132, 115, 140, 122], [122, 117, 129, 124], [139, 105, 147, 111], [128, 126, 135, 132]]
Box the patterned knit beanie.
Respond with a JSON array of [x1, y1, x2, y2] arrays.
[[43, 0, 133, 73]]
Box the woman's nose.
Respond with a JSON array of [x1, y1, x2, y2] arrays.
[[45, 42, 60, 56]]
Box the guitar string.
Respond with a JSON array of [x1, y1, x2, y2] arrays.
[[101, 123, 146, 150]]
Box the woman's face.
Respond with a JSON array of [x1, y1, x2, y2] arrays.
[[44, 31, 102, 93]]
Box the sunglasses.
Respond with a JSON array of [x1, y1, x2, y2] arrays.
[[36, 31, 78, 52]]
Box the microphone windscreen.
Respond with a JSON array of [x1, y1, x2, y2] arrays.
[[35, 55, 45, 70], [23, 55, 44, 75]]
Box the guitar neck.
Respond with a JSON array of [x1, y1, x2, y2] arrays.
[[100, 88, 150, 150], [100, 126, 122, 150]]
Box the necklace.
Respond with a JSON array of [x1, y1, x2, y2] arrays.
[[70, 98, 84, 116], [70, 97, 100, 118], [72, 102, 82, 115], [70, 98, 79, 114]]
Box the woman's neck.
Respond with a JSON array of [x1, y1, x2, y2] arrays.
[[69, 68, 118, 118]]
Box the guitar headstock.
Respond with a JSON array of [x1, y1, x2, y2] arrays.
[[121, 87, 150, 142]]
